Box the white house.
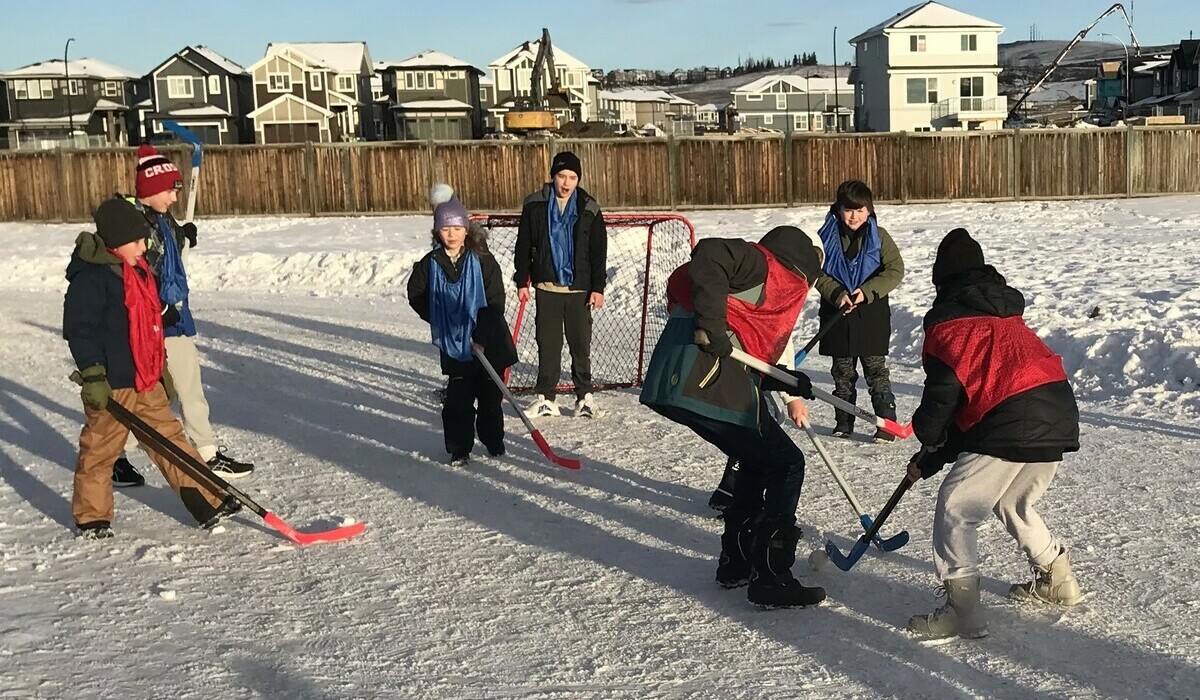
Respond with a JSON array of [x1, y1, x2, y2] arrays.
[[849, 1, 1007, 132], [487, 38, 595, 128]]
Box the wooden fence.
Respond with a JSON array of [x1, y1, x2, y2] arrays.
[[2, 126, 1200, 222]]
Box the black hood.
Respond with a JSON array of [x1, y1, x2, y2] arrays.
[[757, 225, 822, 283], [925, 265, 1026, 328]]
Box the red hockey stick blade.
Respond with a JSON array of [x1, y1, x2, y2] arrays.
[[263, 511, 367, 546], [877, 418, 914, 439], [532, 430, 582, 470]]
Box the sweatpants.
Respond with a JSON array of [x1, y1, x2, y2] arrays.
[[651, 402, 806, 523], [75, 385, 224, 528], [933, 452, 1063, 580], [533, 288, 592, 400], [123, 334, 218, 462], [443, 365, 505, 457], [830, 355, 893, 423]]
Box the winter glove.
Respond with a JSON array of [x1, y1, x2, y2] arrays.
[[75, 365, 112, 411], [759, 366, 815, 399], [161, 304, 181, 328], [180, 222, 198, 249], [910, 448, 947, 480], [694, 328, 732, 357]]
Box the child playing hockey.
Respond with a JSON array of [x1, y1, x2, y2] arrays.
[[408, 189, 517, 466], [906, 228, 1082, 639], [64, 198, 240, 538], [641, 225, 825, 608]]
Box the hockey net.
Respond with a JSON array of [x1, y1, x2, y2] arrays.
[[475, 213, 697, 394]]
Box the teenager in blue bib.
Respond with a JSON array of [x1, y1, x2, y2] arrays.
[[813, 180, 906, 441], [408, 190, 517, 466]]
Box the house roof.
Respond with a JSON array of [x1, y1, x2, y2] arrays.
[[383, 50, 483, 74], [479, 76, 494, 86], [394, 98, 472, 110], [3, 111, 96, 126], [599, 88, 696, 105], [94, 99, 127, 110], [1134, 59, 1171, 74], [265, 42, 371, 74], [189, 45, 247, 75], [733, 75, 853, 94], [850, 1, 1002, 44], [488, 39, 588, 70], [1, 58, 135, 80], [248, 92, 334, 119], [164, 105, 232, 117]]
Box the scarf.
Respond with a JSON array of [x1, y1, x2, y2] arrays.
[[547, 191, 578, 287], [121, 257, 166, 392], [429, 250, 488, 362], [154, 213, 189, 306], [818, 208, 882, 292]]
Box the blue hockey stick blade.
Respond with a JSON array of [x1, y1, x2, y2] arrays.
[[858, 514, 910, 552], [793, 349, 809, 366], [825, 537, 871, 572]]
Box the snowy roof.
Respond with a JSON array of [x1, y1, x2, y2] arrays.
[[850, 1, 1002, 44], [599, 88, 695, 105], [1134, 59, 1171, 74], [164, 105, 232, 117], [266, 42, 371, 73], [189, 46, 246, 75], [697, 103, 721, 111], [489, 39, 588, 71], [395, 98, 472, 110], [385, 50, 481, 73], [479, 76, 494, 86], [733, 75, 852, 94], [1, 58, 135, 80], [134, 98, 152, 108], [5, 111, 96, 125], [94, 99, 127, 110]]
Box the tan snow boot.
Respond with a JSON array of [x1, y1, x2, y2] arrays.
[[1010, 549, 1083, 606], [908, 576, 989, 639]]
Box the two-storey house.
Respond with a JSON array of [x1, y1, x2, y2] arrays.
[[488, 38, 595, 130], [247, 42, 374, 144], [377, 50, 485, 140], [597, 88, 698, 134], [730, 75, 856, 133], [1, 58, 137, 149], [850, 1, 1006, 132], [142, 45, 252, 145]]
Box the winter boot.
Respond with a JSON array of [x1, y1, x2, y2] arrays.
[[574, 393, 598, 419], [76, 522, 115, 539], [1010, 549, 1083, 606], [112, 456, 145, 487], [708, 457, 739, 513], [524, 397, 558, 418], [747, 519, 826, 608], [715, 507, 758, 588], [199, 495, 243, 530], [908, 576, 989, 639], [871, 392, 898, 442], [448, 453, 471, 467], [831, 411, 855, 438]]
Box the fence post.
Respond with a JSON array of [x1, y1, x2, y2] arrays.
[[305, 142, 317, 217], [1125, 125, 1134, 198], [341, 146, 355, 213], [783, 130, 793, 207], [667, 134, 678, 211], [1012, 128, 1023, 201], [898, 131, 908, 205], [426, 138, 438, 200]]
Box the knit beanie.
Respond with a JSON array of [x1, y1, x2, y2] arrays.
[[550, 151, 582, 180], [93, 198, 151, 250], [431, 183, 469, 230], [931, 228, 986, 285], [135, 143, 182, 199]]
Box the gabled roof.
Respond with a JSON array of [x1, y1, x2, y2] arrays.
[[265, 42, 372, 74], [248, 92, 334, 119], [850, 1, 1002, 44], [395, 98, 472, 110], [488, 39, 588, 71], [188, 46, 247, 75], [733, 75, 853, 95], [1, 58, 135, 80], [383, 50, 483, 74], [598, 88, 696, 105]]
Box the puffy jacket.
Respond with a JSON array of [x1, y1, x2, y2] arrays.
[[512, 185, 607, 293]]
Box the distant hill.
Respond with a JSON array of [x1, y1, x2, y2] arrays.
[[1000, 39, 1177, 68], [649, 65, 848, 107]]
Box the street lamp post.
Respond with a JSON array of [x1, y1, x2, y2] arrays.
[[1100, 32, 1130, 118], [64, 38, 75, 144], [804, 74, 813, 132]]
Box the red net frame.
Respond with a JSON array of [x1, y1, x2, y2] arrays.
[[473, 213, 697, 394]]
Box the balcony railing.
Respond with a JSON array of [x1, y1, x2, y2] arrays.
[[932, 96, 1007, 120]]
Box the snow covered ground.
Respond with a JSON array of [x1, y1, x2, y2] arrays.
[[1, 197, 1199, 698]]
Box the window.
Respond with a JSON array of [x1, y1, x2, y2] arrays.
[[814, 114, 824, 130], [776, 94, 787, 110], [310, 72, 322, 90], [961, 34, 978, 51], [167, 76, 193, 99], [960, 76, 985, 110], [13, 79, 28, 99], [267, 73, 291, 92], [102, 81, 120, 97], [416, 72, 425, 90], [795, 114, 807, 130], [763, 114, 773, 125], [208, 75, 221, 95], [67, 79, 83, 96], [479, 87, 487, 102], [910, 34, 927, 52], [906, 77, 938, 104], [40, 79, 54, 99], [337, 75, 356, 92], [746, 93, 762, 101]]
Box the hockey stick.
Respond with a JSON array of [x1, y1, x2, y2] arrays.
[[475, 348, 582, 470], [824, 473, 915, 571], [793, 312, 847, 366], [105, 400, 366, 546], [163, 120, 202, 225], [730, 348, 913, 439], [503, 290, 530, 385], [800, 418, 909, 552]]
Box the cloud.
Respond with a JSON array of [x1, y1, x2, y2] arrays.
[[767, 21, 805, 28]]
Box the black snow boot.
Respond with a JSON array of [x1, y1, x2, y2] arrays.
[[708, 457, 739, 513], [112, 456, 145, 487], [832, 411, 855, 438], [747, 519, 826, 608], [871, 392, 898, 442], [716, 506, 758, 588]]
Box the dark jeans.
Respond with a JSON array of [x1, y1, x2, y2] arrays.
[[831, 355, 893, 423], [443, 365, 504, 457], [533, 288, 592, 400], [651, 402, 806, 522]]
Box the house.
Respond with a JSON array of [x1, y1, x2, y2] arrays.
[[1166, 40, 1200, 96], [487, 37, 595, 130], [1095, 60, 1124, 110], [730, 75, 856, 133], [696, 103, 721, 130], [597, 88, 698, 134], [377, 50, 485, 140], [0, 58, 138, 149], [849, 1, 1007, 132], [246, 42, 374, 144], [0, 79, 9, 148], [142, 45, 252, 145]]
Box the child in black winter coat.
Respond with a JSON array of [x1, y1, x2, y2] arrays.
[[407, 189, 517, 466]]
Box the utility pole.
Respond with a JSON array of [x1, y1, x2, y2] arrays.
[[833, 26, 840, 132], [64, 38, 75, 144]]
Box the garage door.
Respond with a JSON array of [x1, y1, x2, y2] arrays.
[[262, 122, 322, 144]]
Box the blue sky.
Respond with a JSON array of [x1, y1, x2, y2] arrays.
[[0, 0, 1195, 75]]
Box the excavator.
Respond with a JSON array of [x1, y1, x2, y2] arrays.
[[1008, 3, 1141, 121], [504, 28, 569, 132]]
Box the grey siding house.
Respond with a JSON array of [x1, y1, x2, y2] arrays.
[[731, 75, 856, 133], [378, 51, 485, 140], [0, 58, 138, 149], [247, 42, 375, 144], [143, 45, 252, 145]]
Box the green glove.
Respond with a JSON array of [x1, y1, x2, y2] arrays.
[[79, 365, 112, 411]]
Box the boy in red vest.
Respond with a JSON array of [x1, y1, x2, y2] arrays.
[[906, 228, 1082, 639], [640, 226, 825, 609]]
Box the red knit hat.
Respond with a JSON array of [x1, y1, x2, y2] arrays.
[[135, 143, 182, 199]]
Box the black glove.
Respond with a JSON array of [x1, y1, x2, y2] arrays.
[[911, 449, 947, 480], [181, 222, 198, 248], [760, 366, 814, 399], [162, 304, 181, 328], [694, 328, 732, 357]]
